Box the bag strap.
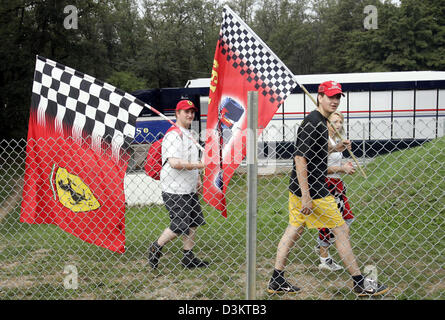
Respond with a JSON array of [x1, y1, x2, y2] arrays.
[[162, 125, 183, 168]]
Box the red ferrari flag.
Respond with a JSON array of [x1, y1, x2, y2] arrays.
[[20, 56, 144, 253], [203, 6, 298, 217]]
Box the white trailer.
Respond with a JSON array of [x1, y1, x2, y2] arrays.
[[126, 71, 445, 205], [186, 71, 445, 146]]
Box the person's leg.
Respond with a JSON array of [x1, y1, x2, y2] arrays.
[[332, 223, 390, 296], [149, 192, 183, 269], [183, 226, 196, 251], [183, 193, 205, 251], [315, 196, 389, 296], [181, 226, 209, 269], [267, 224, 303, 294], [331, 222, 360, 275], [319, 245, 329, 258], [317, 228, 331, 258], [180, 194, 209, 269], [158, 227, 178, 246], [148, 228, 178, 270], [268, 192, 308, 294], [317, 228, 343, 271], [274, 224, 304, 270], [333, 220, 390, 295]]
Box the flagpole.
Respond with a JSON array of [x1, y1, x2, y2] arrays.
[[298, 84, 367, 178]]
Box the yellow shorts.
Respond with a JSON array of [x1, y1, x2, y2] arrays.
[[288, 192, 345, 229]]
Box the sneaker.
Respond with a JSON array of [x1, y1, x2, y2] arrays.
[[148, 242, 162, 269], [267, 279, 301, 294], [354, 277, 390, 297], [318, 258, 343, 271], [182, 252, 209, 269]]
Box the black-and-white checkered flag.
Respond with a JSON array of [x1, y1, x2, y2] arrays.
[[31, 55, 144, 162], [219, 5, 298, 105]]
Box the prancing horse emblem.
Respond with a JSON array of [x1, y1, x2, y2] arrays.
[[55, 167, 100, 212]]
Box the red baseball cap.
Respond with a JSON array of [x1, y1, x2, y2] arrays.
[[176, 100, 197, 111], [318, 81, 345, 97]]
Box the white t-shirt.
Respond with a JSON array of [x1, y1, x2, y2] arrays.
[[160, 127, 200, 194], [327, 136, 342, 179]]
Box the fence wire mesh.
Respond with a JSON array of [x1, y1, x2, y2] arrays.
[[0, 119, 444, 300]]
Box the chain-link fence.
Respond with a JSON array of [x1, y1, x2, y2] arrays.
[[0, 119, 444, 300]]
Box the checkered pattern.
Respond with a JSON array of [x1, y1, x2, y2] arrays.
[[335, 191, 346, 215], [31, 55, 144, 161], [326, 178, 354, 220], [219, 6, 298, 105]]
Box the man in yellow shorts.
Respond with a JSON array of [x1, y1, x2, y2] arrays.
[[267, 81, 389, 297]]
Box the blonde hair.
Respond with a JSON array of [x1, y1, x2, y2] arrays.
[[328, 111, 345, 136]]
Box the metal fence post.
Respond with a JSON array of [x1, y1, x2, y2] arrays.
[[246, 91, 258, 300]]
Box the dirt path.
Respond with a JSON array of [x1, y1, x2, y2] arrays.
[[0, 178, 23, 222]]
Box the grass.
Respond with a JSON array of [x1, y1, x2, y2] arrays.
[[0, 137, 444, 300]]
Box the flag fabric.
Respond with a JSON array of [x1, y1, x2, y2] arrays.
[[203, 6, 298, 217], [20, 56, 144, 253]]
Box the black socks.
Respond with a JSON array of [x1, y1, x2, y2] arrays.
[[352, 274, 365, 288]]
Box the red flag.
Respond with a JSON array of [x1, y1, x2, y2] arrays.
[[20, 56, 144, 253], [203, 6, 298, 217]]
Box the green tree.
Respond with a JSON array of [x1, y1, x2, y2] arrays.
[[224, 0, 257, 24], [345, 0, 445, 72], [106, 70, 146, 93], [0, 0, 111, 138], [0, 0, 145, 138], [310, 0, 380, 73], [139, 0, 221, 88], [254, 0, 313, 75]]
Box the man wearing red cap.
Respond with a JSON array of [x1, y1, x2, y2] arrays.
[[148, 99, 209, 270], [267, 81, 389, 296]]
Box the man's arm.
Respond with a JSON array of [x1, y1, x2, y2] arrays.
[[168, 158, 204, 170], [294, 155, 312, 215]]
